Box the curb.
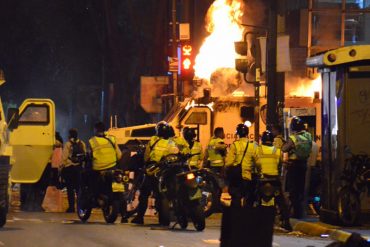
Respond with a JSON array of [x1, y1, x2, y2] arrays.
[[290, 218, 369, 243]]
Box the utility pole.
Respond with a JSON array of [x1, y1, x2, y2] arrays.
[[266, 0, 278, 127], [171, 0, 178, 104]]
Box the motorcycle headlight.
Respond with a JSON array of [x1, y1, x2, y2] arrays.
[[186, 173, 195, 180]]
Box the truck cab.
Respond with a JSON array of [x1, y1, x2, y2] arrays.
[[8, 98, 56, 211]]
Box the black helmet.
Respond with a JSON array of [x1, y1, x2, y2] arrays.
[[168, 126, 175, 138], [156, 121, 170, 138], [94, 122, 106, 133], [183, 127, 196, 141], [261, 130, 274, 146], [236, 123, 249, 137], [290, 116, 305, 132]]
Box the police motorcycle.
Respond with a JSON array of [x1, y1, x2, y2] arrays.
[[149, 153, 206, 231], [77, 157, 127, 223], [124, 141, 147, 218]]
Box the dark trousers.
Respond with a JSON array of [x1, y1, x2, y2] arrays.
[[136, 175, 159, 218], [49, 168, 59, 187], [62, 165, 81, 209], [229, 180, 256, 208], [286, 160, 307, 218]]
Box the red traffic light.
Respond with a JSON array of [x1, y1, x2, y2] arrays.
[[180, 44, 194, 80]]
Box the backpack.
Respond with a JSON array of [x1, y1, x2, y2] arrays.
[[69, 140, 85, 163], [291, 132, 312, 160]]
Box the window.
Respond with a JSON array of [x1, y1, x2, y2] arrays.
[[19, 104, 49, 124], [185, 112, 207, 125], [309, 0, 370, 54], [131, 127, 156, 137]]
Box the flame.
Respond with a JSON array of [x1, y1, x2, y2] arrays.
[[288, 75, 322, 98], [194, 0, 244, 81]]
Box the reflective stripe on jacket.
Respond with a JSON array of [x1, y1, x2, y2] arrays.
[[89, 136, 117, 171], [256, 145, 281, 176], [225, 138, 257, 180], [207, 137, 226, 167], [188, 141, 203, 168]]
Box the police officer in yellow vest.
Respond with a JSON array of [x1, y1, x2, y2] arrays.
[[220, 124, 257, 247], [183, 127, 203, 169], [225, 123, 257, 208], [131, 121, 178, 225], [169, 125, 190, 155], [205, 127, 227, 174], [282, 116, 312, 219], [89, 122, 122, 171], [88, 122, 126, 222], [256, 130, 292, 231]]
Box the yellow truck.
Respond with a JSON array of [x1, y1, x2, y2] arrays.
[[108, 92, 321, 152], [8, 98, 56, 211]]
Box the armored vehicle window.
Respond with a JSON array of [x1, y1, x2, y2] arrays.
[[131, 127, 156, 137], [19, 104, 49, 124], [185, 112, 207, 125]]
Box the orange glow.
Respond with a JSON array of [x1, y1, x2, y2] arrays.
[[183, 58, 191, 70], [194, 0, 244, 81], [288, 75, 322, 98]]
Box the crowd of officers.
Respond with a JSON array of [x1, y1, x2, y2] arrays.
[[50, 116, 313, 231], [130, 116, 313, 230]]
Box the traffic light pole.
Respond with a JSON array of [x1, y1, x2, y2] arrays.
[[171, 0, 178, 104], [266, 0, 278, 127]]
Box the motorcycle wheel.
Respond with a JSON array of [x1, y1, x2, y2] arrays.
[[337, 187, 360, 226], [103, 200, 119, 224], [190, 203, 205, 231], [158, 197, 170, 226], [201, 176, 221, 218], [77, 190, 92, 223]]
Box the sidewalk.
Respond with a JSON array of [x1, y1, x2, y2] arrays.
[[290, 217, 370, 243]]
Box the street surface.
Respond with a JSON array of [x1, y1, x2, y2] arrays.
[[0, 211, 334, 247]]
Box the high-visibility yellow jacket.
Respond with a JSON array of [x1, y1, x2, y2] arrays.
[[255, 145, 281, 176], [188, 141, 203, 168], [89, 135, 122, 171], [170, 136, 190, 155], [207, 137, 227, 167], [144, 136, 178, 163], [225, 138, 257, 180]]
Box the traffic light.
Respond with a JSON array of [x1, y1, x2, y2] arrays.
[[234, 41, 249, 74], [180, 43, 194, 80], [234, 41, 258, 82]]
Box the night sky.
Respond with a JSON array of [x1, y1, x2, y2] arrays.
[[0, 0, 185, 140], [0, 0, 266, 141]]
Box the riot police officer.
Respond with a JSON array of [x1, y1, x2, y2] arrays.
[[225, 123, 258, 207], [131, 121, 177, 225], [256, 130, 292, 231], [205, 127, 227, 175], [282, 116, 312, 219], [183, 127, 203, 169]]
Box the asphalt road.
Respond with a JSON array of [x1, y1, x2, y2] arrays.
[[0, 211, 334, 247]]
